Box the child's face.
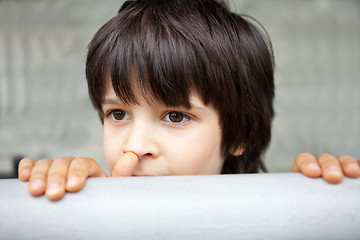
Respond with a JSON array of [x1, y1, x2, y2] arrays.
[[101, 82, 225, 176]]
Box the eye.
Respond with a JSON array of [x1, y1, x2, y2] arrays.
[[164, 111, 190, 124], [107, 110, 129, 121]]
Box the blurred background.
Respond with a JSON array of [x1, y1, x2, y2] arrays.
[[0, 0, 359, 177]]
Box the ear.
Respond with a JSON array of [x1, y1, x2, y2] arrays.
[[230, 145, 244, 156]]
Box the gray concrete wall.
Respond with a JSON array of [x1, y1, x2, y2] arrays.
[[0, 0, 359, 175], [1, 173, 360, 239]]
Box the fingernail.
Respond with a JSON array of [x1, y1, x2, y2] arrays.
[[326, 166, 342, 175], [308, 163, 321, 171], [346, 163, 360, 170], [30, 179, 45, 190], [46, 183, 61, 195], [66, 177, 79, 188], [21, 169, 30, 177]]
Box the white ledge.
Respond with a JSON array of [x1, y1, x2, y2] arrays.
[[1, 173, 359, 240]]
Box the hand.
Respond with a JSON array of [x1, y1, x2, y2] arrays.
[[291, 153, 360, 184], [18, 152, 138, 201], [18, 156, 107, 201], [109, 152, 139, 177]]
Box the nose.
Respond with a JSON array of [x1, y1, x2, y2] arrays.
[[123, 119, 159, 159]]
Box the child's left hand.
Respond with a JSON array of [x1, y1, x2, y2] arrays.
[[291, 153, 360, 183]]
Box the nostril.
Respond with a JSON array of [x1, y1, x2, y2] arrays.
[[144, 153, 152, 157]]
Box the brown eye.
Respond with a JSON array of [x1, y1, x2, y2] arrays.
[[110, 110, 128, 121], [166, 111, 190, 124]]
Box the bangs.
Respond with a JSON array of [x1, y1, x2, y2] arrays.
[[87, 1, 209, 112], [86, 0, 237, 115], [106, 14, 195, 108]]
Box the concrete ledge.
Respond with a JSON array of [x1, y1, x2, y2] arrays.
[[1, 173, 359, 239]]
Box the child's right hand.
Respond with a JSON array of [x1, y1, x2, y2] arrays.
[[18, 156, 107, 201], [18, 152, 138, 201]]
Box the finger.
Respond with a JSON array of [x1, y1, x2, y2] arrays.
[[111, 152, 139, 177], [45, 156, 74, 201], [337, 154, 360, 178], [291, 153, 321, 178], [66, 157, 107, 193], [318, 153, 343, 184], [18, 158, 36, 181], [28, 159, 52, 197]]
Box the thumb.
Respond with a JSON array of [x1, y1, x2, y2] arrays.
[[110, 152, 139, 177]]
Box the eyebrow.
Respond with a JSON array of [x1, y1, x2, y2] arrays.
[[101, 97, 207, 112], [102, 98, 124, 105]]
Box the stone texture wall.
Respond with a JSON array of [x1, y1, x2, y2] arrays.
[[0, 0, 359, 175]]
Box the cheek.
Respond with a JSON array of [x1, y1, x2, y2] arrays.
[[167, 124, 224, 174], [191, 136, 223, 173]]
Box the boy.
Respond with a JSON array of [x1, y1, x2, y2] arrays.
[[18, 0, 359, 201]]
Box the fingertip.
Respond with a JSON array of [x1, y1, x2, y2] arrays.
[[45, 183, 65, 201], [303, 163, 322, 178], [66, 176, 85, 192], [337, 155, 360, 178], [294, 153, 321, 178], [323, 175, 343, 184], [18, 158, 36, 181], [19, 168, 31, 181], [292, 153, 317, 172], [323, 166, 344, 184], [111, 152, 139, 177], [343, 163, 360, 178], [29, 179, 46, 196]]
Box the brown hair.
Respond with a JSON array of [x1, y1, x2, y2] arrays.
[[86, 0, 275, 174]]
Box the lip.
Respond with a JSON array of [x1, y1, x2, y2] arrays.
[[132, 174, 153, 177]]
